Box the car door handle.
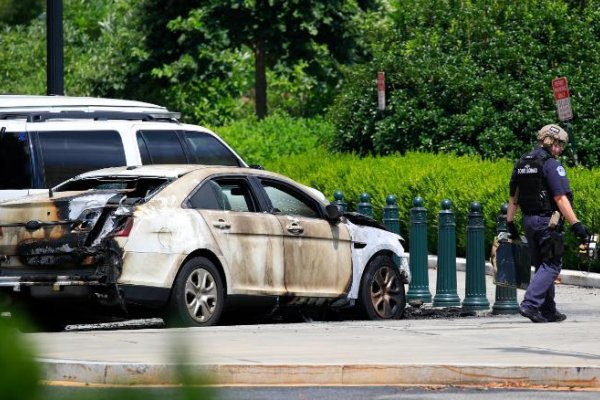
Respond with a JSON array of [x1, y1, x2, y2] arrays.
[[286, 222, 304, 235], [212, 219, 231, 230]]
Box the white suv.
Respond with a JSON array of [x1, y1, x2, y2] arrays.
[[0, 95, 247, 202]]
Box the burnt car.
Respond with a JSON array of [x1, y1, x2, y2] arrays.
[[0, 165, 409, 326]]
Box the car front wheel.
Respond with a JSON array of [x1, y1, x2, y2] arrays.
[[359, 255, 406, 320], [169, 257, 225, 327]]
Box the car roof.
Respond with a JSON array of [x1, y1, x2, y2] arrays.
[[60, 165, 328, 205], [70, 165, 297, 186], [72, 165, 211, 179], [0, 95, 166, 111]]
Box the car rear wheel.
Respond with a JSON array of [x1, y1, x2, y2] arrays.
[[359, 255, 406, 320], [169, 257, 225, 327]]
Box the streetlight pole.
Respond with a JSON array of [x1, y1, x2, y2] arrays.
[[47, 0, 64, 95]]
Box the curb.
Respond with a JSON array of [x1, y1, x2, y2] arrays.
[[40, 359, 600, 388], [407, 253, 600, 288]]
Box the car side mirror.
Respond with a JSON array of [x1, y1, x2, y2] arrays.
[[325, 204, 342, 223]]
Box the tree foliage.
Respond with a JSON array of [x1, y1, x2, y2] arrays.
[[0, 0, 147, 97], [140, 0, 378, 123], [0, 0, 43, 26], [330, 0, 600, 167]]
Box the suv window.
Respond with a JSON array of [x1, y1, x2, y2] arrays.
[[36, 130, 126, 187], [0, 131, 32, 189], [137, 130, 187, 164], [182, 131, 241, 166]]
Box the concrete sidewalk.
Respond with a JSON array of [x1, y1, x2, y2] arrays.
[[26, 268, 600, 388]]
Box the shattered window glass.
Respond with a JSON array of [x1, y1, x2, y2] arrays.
[[55, 176, 171, 199], [0, 131, 32, 189], [189, 178, 255, 212], [261, 180, 319, 218]]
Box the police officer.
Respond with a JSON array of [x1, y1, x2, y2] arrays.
[[506, 124, 589, 323]]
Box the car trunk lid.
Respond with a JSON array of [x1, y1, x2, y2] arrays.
[[0, 191, 128, 266]]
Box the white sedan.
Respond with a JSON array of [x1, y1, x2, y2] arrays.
[[0, 165, 409, 326]]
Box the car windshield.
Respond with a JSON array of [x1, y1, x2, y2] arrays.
[[54, 176, 172, 202]]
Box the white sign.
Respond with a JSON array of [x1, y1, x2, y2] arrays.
[[377, 72, 385, 111], [552, 77, 573, 121]]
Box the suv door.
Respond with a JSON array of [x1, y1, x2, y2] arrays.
[[257, 178, 352, 297], [188, 176, 286, 294]]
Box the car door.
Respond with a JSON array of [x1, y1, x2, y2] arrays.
[[189, 176, 287, 294], [257, 178, 352, 297]]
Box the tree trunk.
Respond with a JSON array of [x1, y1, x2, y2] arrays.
[[255, 38, 267, 120]]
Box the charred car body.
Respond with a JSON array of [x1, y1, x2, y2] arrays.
[[0, 165, 409, 326]]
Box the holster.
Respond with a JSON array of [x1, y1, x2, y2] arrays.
[[541, 231, 564, 261]]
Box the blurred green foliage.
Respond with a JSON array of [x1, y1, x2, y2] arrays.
[[330, 0, 600, 168], [0, 0, 43, 26], [0, 316, 40, 400]]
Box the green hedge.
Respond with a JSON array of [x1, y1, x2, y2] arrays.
[[329, 1, 600, 168], [211, 113, 335, 166], [265, 150, 600, 272]]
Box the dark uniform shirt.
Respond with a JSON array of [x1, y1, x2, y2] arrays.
[[509, 146, 573, 208]]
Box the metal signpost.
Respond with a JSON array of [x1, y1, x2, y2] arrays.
[[551, 76, 577, 164]]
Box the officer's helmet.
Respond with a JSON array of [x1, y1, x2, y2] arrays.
[[537, 124, 568, 148]]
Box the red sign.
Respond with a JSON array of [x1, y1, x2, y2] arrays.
[[377, 72, 385, 111], [552, 77, 573, 121], [552, 77, 570, 101]]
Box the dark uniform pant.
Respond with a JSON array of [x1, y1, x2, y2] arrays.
[[520, 215, 563, 317]]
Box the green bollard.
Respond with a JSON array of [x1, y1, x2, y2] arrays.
[[433, 199, 461, 307], [382, 194, 400, 236], [492, 203, 519, 314], [383, 194, 401, 268], [462, 202, 490, 312], [407, 196, 432, 303], [357, 192, 373, 218], [332, 190, 347, 213]]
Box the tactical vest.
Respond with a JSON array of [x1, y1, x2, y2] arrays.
[[515, 152, 553, 215]]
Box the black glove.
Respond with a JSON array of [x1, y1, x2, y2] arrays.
[[506, 221, 520, 240], [571, 222, 590, 243]]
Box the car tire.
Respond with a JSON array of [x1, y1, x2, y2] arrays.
[[359, 255, 406, 320], [168, 257, 225, 327]]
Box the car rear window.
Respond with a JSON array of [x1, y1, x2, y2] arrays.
[[55, 176, 172, 202], [0, 131, 32, 189], [36, 130, 126, 187]]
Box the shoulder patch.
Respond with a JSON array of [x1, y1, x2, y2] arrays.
[[557, 166, 566, 177]]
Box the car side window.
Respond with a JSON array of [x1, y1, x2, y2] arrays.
[[36, 130, 126, 187], [136, 130, 187, 164], [182, 131, 241, 166], [189, 178, 255, 212], [260, 180, 319, 218], [0, 131, 32, 189]]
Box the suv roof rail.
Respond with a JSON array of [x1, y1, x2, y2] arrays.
[[0, 110, 181, 123]]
